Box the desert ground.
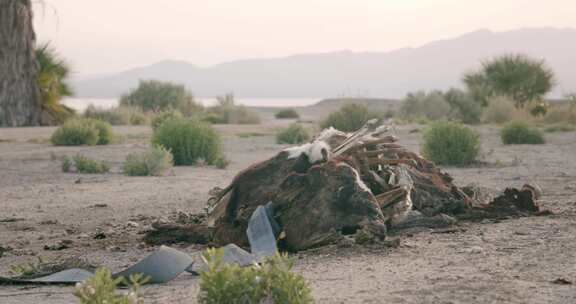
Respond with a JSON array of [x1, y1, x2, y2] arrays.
[[1, 114, 576, 303]]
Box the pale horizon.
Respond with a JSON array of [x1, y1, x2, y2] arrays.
[[33, 0, 576, 77]]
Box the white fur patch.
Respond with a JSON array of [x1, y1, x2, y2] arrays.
[[284, 141, 331, 164]]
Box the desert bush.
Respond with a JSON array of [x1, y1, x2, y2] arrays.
[[276, 124, 311, 144], [123, 146, 173, 176], [72, 154, 110, 174], [544, 104, 576, 125], [84, 105, 149, 126], [482, 96, 516, 124], [421, 121, 480, 166], [51, 118, 113, 146], [214, 157, 230, 169], [198, 248, 313, 304], [90, 119, 113, 145], [62, 156, 72, 172], [444, 88, 482, 124], [544, 123, 576, 133], [151, 109, 183, 130], [74, 268, 146, 304], [501, 121, 545, 144], [320, 103, 382, 132], [51, 119, 97, 146], [152, 118, 222, 166], [275, 108, 300, 119], [205, 94, 261, 124], [84, 105, 128, 125], [463, 54, 555, 108], [399, 91, 451, 121], [120, 79, 202, 115]]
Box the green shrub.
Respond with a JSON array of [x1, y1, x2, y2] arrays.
[[276, 124, 311, 144], [275, 108, 300, 119], [151, 109, 183, 130], [62, 156, 71, 172], [544, 123, 576, 133], [320, 103, 382, 132], [205, 94, 261, 124], [90, 119, 113, 145], [199, 248, 313, 304], [74, 268, 147, 304], [214, 157, 230, 169], [152, 118, 222, 166], [463, 54, 555, 108], [73, 154, 110, 174], [51, 119, 99, 146], [501, 121, 545, 144], [421, 121, 480, 166], [51, 118, 113, 146], [123, 146, 173, 176], [120, 79, 202, 115]]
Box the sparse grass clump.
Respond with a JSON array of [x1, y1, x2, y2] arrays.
[[51, 118, 113, 146], [152, 118, 222, 166], [214, 157, 230, 169], [544, 104, 576, 125], [321, 103, 382, 132], [544, 123, 576, 133], [501, 121, 545, 144], [151, 109, 183, 130], [276, 124, 311, 144], [399, 91, 451, 121], [10, 256, 95, 280], [421, 121, 480, 166], [63, 154, 110, 174], [74, 268, 147, 304], [205, 94, 261, 124], [123, 146, 173, 176], [199, 248, 313, 304], [482, 96, 515, 124], [275, 108, 300, 119], [84, 105, 150, 126]]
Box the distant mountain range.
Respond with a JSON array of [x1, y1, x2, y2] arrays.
[[73, 27, 576, 99]]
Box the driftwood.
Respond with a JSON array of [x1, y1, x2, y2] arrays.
[[145, 120, 547, 251]]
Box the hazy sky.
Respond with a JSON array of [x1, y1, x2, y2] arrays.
[[34, 0, 576, 77]]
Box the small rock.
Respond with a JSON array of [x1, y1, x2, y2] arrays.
[[39, 219, 59, 225], [552, 278, 573, 285], [90, 204, 108, 208], [126, 221, 140, 228], [466, 246, 484, 254], [107, 246, 125, 252], [0, 217, 25, 223], [44, 239, 73, 251], [93, 232, 107, 240]]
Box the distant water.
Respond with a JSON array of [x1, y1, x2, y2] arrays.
[[62, 97, 321, 112]]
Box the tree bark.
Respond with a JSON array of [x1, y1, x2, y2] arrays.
[[0, 0, 41, 127]]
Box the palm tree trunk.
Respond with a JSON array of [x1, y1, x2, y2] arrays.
[[0, 0, 41, 126]]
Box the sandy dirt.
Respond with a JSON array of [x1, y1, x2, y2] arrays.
[[1, 120, 575, 303]]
